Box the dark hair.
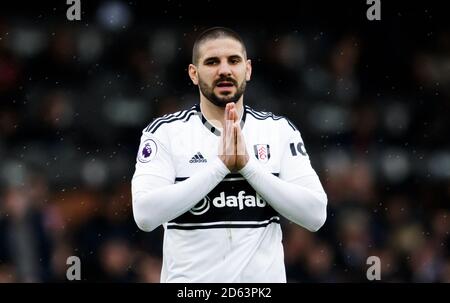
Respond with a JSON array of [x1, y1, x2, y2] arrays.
[[192, 27, 247, 65]]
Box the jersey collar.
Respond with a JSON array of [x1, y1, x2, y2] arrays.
[[194, 104, 247, 136]]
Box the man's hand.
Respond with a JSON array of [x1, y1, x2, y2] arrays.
[[235, 118, 249, 170], [218, 103, 249, 172], [219, 103, 237, 171]]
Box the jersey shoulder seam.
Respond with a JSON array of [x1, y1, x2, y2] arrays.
[[245, 105, 298, 132], [144, 106, 198, 134]]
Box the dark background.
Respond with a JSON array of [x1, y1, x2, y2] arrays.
[[0, 0, 449, 282]]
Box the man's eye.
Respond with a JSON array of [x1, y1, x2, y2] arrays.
[[205, 61, 218, 65]]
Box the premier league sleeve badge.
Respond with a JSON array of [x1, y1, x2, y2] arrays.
[[137, 139, 158, 163]]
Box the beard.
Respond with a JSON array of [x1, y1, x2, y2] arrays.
[[198, 75, 246, 108]]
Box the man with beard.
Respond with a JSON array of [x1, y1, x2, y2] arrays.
[[131, 27, 327, 282]]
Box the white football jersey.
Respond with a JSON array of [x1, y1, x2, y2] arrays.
[[132, 103, 319, 283]]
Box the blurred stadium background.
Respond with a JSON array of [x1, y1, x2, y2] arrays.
[[0, 0, 449, 282]]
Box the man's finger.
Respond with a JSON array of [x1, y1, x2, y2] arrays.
[[225, 111, 235, 157], [229, 107, 236, 123], [229, 103, 238, 123], [226, 104, 236, 156], [226, 103, 233, 122], [236, 122, 246, 156], [236, 123, 242, 157], [222, 103, 232, 154]]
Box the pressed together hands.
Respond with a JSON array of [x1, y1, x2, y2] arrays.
[[218, 103, 250, 172]]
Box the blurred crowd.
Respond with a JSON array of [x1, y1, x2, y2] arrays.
[[1, 1, 450, 282]]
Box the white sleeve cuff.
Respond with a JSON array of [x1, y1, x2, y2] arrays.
[[212, 156, 231, 178], [238, 156, 261, 179]]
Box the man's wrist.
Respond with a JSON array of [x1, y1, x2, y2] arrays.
[[238, 156, 259, 179], [213, 156, 231, 177]]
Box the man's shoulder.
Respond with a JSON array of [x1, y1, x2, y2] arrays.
[[244, 105, 298, 132], [142, 104, 199, 134]]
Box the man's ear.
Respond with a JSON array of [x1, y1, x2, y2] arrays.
[[188, 64, 199, 85], [245, 59, 252, 81]]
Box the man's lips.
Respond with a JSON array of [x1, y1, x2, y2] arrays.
[[216, 81, 234, 87], [215, 83, 235, 92]]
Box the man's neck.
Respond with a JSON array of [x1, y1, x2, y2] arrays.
[[200, 97, 244, 130]]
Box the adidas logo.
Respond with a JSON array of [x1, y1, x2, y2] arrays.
[[189, 152, 207, 163]]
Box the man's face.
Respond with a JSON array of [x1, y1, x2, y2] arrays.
[[190, 38, 252, 107]]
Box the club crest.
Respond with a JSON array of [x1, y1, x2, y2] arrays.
[[254, 144, 270, 163]]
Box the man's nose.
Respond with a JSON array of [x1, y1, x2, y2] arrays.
[[218, 61, 232, 76]]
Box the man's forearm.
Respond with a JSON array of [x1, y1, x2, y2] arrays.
[[239, 158, 327, 232], [132, 157, 230, 232]]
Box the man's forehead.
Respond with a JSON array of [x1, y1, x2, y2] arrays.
[[199, 38, 245, 59]]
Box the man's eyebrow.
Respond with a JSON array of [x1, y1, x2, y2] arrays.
[[203, 54, 243, 63], [203, 56, 219, 63], [229, 55, 243, 59]]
